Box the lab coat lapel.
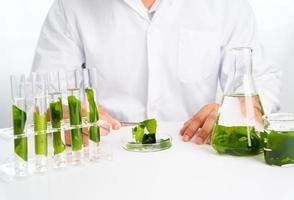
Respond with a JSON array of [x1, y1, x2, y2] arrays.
[[122, 0, 149, 21], [151, 0, 177, 26], [122, 0, 175, 22]]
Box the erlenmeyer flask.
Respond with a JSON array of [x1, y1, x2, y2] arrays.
[[212, 47, 264, 156]]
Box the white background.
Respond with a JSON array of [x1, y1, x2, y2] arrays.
[[0, 0, 294, 128]]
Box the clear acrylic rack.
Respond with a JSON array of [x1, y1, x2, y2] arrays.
[[0, 119, 112, 181]]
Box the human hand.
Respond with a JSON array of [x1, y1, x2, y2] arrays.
[[180, 104, 220, 145], [64, 104, 121, 146]]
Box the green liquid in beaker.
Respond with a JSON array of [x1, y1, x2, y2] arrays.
[[212, 125, 262, 156], [264, 130, 294, 166]]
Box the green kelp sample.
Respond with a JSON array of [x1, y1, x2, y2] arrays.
[[12, 105, 28, 161], [264, 130, 294, 166], [132, 119, 157, 144], [212, 125, 262, 156], [50, 98, 65, 155], [68, 95, 83, 151], [34, 112, 48, 156], [85, 88, 100, 143], [127, 119, 172, 151]]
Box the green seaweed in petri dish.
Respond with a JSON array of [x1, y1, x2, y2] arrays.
[[132, 119, 157, 144], [264, 130, 294, 166], [212, 125, 262, 156], [12, 105, 28, 161], [142, 133, 156, 144], [85, 88, 100, 143], [125, 119, 172, 152], [34, 112, 48, 156], [50, 97, 66, 155], [68, 95, 83, 152]]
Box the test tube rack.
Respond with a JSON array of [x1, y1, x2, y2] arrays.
[[0, 119, 112, 181]]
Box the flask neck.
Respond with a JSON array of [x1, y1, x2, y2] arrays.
[[233, 48, 253, 79], [225, 47, 256, 96]]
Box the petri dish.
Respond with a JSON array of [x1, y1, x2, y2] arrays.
[[121, 134, 172, 152]]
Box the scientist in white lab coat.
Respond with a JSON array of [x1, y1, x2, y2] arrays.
[[32, 0, 281, 144]]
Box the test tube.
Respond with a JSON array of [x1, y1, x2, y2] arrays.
[[66, 69, 84, 164], [82, 68, 100, 161], [10, 75, 28, 177], [32, 73, 48, 173], [47, 71, 67, 168]]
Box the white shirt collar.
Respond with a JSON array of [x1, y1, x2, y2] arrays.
[[123, 0, 170, 21], [149, 0, 161, 13], [147, 0, 162, 20]]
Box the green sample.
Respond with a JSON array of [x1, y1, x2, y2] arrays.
[[68, 95, 83, 152], [50, 98, 65, 155], [34, 112, 48, 156], [142, 134, 156, 144], [85, 88, 100, 143], [212, 125, 262, 156], [127, 119, 172, 151], [132, 119, 157, 144], [264, 130, 294, 166], [12, 105, 28, 161]]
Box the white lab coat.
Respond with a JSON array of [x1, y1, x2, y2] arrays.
[[32, 0, 281, 122]]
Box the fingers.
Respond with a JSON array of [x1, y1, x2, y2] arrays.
[[63, 105, 69, 120], [65, 130, 71, 146], [98, 106, 121, 130], [101, 113, 121, 130], [180, 119, 192, 136], [195, 110, 217, 144], [47, 108, 52, 122], [82, 127, 89, 146], [81, 102, 87, 118], [206, 135, 211, 144], [181, 105, 216, 142], [64, 129, 89, 147], [183, 121, 202, 142]]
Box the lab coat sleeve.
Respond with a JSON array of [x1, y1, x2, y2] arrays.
[[31, 0, 84, 73], [219, 0, 282, 114]]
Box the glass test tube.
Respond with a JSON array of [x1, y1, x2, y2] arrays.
[[10, 75, 28, 177], [66, 70, 84, 164], [32, 73, 48, 172], [82, 68, 101, 161], [47, 71, 67, 168]]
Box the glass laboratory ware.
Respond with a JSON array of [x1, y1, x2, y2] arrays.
[[263, 113, 294, 166], [32, 73, 48, 172], [82, 68, 100, 160], [66, 70, 84, 164], [10, 75, 28, 176], [212, 47, 264, 156], [47, 71, 66, 168]]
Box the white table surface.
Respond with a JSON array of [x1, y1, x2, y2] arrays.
[[0, 122, 293, 200]]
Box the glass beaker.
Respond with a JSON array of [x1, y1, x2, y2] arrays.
[[32, 73, 48, 172], [211, 47, 264, 156], [263, 113, 294, 166], [82, 67, 100, 161], [10, 74, 28, 176], [47, 71, 67, 168], [66, 69, 84, 164]]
